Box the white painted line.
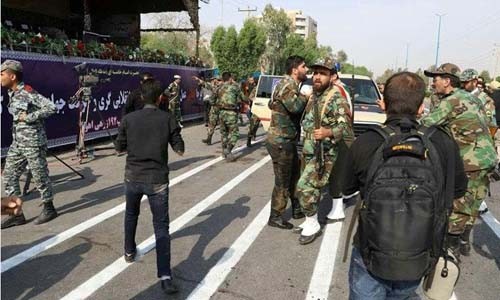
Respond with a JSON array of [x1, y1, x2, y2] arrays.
[[187, 201, 271, 300], [306, 221, 343, 300], [1, 138, 265, 273], [481, 211, 500, 240], [450, 292, 458, 300], [60, 155, 271, 300]]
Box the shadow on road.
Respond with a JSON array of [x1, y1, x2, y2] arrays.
[[130, 196, 251, 300], [169, 155, 216, 171]]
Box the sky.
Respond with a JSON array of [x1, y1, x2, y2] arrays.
[[142, 0, 500, 79]]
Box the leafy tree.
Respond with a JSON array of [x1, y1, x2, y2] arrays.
[[335, 50, 348, 63], [237, 18, 267, 78], [376, 68, 396, 84], [496, 76, 500, 82], [261, 4, 292, 74], [342, 63, 373, 77], [479, 70, 491, 82]]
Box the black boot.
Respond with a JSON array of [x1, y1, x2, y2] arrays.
[[160, 278, 179, 294], [291, 198, 305, 219], [202, 134, 212, 145], [246, 136, 252, 147], [34, 202, 58, 225], [225, 146, 236, 162], [446, 233, 461, 262], [1, 213, 27, 229], [460, 225, 473, 256], [268, 211, 293, 230]]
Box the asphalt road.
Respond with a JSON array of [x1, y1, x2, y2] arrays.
[[1, 120, 499, 300]]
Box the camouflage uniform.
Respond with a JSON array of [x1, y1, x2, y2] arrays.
[[421, 88, 497, 234], [200, 80, 220, 143], [266, 76, 307, 217], [474, 90, 497, 127], [296, 86, 353, 216], [246, 83, 261, 141], [4, 82, 56, 204], [216, 81, 244, 156], [165, 80, 182, 124]]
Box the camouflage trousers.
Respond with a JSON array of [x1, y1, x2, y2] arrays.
[[266, 142, 300, 215], [448, 169, 490, 234], [296, 154, 336, 216], [3, 142, 54, 203], [219, 110, 239, 149], [207, 106, 220, 136], [247, 114, 261, 139], [169, 100, 182, 124]]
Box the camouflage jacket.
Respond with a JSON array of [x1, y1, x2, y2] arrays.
[[301, 86, 354, 156], [165, 81, 180, 103], [267, 75, 307, 144], [200, 81, 219, 106], [472, 89, 497, 127], [421, 88, 497, 171], [216, 81, 244, 111], [7, 82, 56, 147]]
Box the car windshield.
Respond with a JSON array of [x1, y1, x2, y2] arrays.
[[256, 75, 284, 98], [341, 78, 380, 104]]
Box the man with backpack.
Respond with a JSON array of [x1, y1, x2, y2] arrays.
[[343, 72, 467, 299], [421, 63, 497, 258]]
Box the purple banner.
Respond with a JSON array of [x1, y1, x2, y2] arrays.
[[1, 51, 210, 156]]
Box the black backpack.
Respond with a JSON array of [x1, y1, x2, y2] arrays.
[[357, 120, 448, 281]]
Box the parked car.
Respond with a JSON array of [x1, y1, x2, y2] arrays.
[[251, 74, 386, 136]]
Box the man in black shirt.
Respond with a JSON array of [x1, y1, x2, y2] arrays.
[[122, 72, 154, 116], [343, 72, 467, 299], [115, 79, 184, 295]]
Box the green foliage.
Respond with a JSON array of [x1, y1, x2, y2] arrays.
[[335, 50, 348, 63], [496, 76, 500, 82], [342, 63, 373, 77], [237, 18, 267, 78], [261, 4, 292, 74]]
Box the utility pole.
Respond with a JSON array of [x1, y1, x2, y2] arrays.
[[238, 6, 257, 19], [435, 14, 445, 68], [220, 0, 224, 25], [405, 43, 409, 70], [494, 43, 500, 79]]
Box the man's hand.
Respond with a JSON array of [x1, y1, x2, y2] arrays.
[[18, 112, 27, 122], [376, 99, 386, 111], [313, 127, 332, 140], [1, 196, 23, 216], [301, 90, 313, 100]]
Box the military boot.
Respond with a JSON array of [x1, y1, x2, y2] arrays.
[[460, 225, 473, 256], [202, 134, 213, 145], [34, 201, 58, 225], [1, 213, 27, 229], [268, 210, 294, 230], [291, 198, 305, 219], [246, 136, 252, 148], [446, 233, 461, 262], [226, 146, 236, 162]]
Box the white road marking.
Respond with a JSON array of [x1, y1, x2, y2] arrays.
[[60, 155, 271, 300], [306, 221, 343, 300], [1, 138, 265, 273], [481, 211, 500, 240], [186, 202, 271, 300]]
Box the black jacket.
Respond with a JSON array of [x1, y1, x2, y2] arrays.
[[115, 104, 184, 183]]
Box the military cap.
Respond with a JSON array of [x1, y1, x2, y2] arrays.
[[174, 75, 181, 79], [459, 68, 479, 82], [310, 57, 335, 72], [424, 63, 461, 79], [489, 80, 500, 90], [1, 59, 23, 72]]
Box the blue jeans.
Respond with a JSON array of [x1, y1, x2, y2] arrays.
[[349, 247, 421, 300], [124, 180, 171, 278]]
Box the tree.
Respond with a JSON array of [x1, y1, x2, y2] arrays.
[[335, 50, 348, 63], [342, 63, 373, 77], [237, 18, 267, 78], [376, 68, 396, 84], [479, 70, 491, 82], [261, 4, 292, 74], [496, 76, 500, 82]]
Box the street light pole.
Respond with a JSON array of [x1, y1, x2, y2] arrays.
[[435, 14, 445, 68]]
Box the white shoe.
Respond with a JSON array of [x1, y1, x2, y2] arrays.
[[343, 191, 359, 200], [479, 201, 488, 214], [301, 214, 321, 236], [326, 197, 345, 222]]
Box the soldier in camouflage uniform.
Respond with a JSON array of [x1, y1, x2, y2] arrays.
[[245, 77, 261, 147], [164, 75, 182, 126], [216, 72, 245, 161], [266, 56, 310, 230], [421, 63, 497, 258], [194, 75, 221, 145], [1, 60, 58, 229], [460, 68, 497, 128], [295, 59, 354, 245]]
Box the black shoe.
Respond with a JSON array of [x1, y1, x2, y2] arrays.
[[268, 216, 294, 230], [460, 225, 473, 256], [160, 278, 179, 294], [246, 137, 252, 147], [1, 213, 27, 229], [202, 136, 212, 145], [446, 234, 461, 262], [299, 230, 323, 245], [34, 202, 58, 225], [291, 198, 305, 219], [124, 250, 136, 263]]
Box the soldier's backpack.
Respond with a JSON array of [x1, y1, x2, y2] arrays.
[[356, 119, 450, 281]]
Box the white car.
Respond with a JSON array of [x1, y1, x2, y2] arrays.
[[251, 74, 386, 136]]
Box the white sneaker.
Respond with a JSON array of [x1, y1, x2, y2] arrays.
[[326, 197, 345, 222]]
